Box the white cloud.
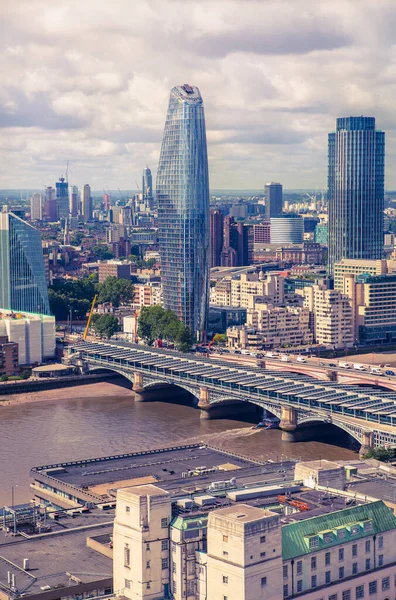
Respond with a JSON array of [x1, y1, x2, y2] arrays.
[[1, 0, 396, 189]]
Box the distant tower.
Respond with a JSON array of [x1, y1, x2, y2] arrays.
[[103, 193, 111, 211], [69, 185, 78, 217], [157, 84, 209, 339], [142, 167, 153, 208], [30, 193, 43, 221], [328, 116, 385, 273], [264, 182, 283, 219], [0, 208, 50, 314], [56, 177, 69, 219], [43, 186, 57, 221], [81, 184, 92, 221], [210, 209, 223, 268]]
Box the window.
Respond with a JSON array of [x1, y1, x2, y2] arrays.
[[173, 581, 177, 594], [352, 563, 358, 575], [342, 591, 351, 600], [146, 582, 150, 590], [382, 577, 390, 591], [339, 567, 344, 579], [283, 565, 288, 578], [311, 575, 317, 588], [172, 542, 176, 553], [378, 535, 383, 549], [223, 596, 227, 600], [352, 544, 358, 557], [161, 518, 168, 528], [324, 532, 333, 543], [124, 544, 130, 567], [363, 521, 373, 532], [326, 571, 331, 584], [350, 525, 359, 536], [325, 552, 331, 566], [124, 580, 130, 589], [161, 558, 168, 570], [261, 577, 267, 587], [365, 540, 370, 553], [146, 542, 150, 551], [187, 581, 195, 595], [309, 536, 319, 549], [172, 562, 176, 573], [296, 561, 302, 575], [223, 576, 228, 584], [339, 548, 344, 561], [378, 554, 383, 566], [260, 535, 266, 543], [297, 580, 303, 593], [146, 561, 150, 569], [162, 540, 168, 551], [365, 559, 370, 571], [329, 595, 338, 600], [368, 581, 377, 595], [260, 552, 266, 557], [223, 535, 228, 543], [356, 585, 364, 599], [223, 550, 228, 556], [283, 584, 289, 597], [338, 528, 346, 540], [311, 556, 317, 570], [125, 506, 130, 513]]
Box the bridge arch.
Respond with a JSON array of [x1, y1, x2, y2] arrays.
[[296, 415, 364, 446]]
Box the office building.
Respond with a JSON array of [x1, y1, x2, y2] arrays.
[[0, 209, 50, 315], [210, 209, 223, 268], [30, 192, 42, 221], [275, 242, 325, 265], [43, 186, 57, 221], [157, 84, 210, 338], [56, 176, 69, 219], [0, 310, 55, 364], [328, 117, 385, 273], [81, 183, 92, 221], [302, 284, 354, 348], [0, 335, 18, 375], [103, 192, 111, 211], [142, 166, 153, 207], [98, 260, 132, 283], [333, 258, 393, 291], [270, 215, 303, 244], [314, 222, 328, 245], [265, 182, 283, 219], [220, 217, 254, 267], [69, 185, 79, 217], [253, 221, 271, 244]]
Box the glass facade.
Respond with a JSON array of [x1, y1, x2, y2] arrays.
[[328, 116, 385, 273], [157, 84, 210, 339], [0, 211, 50, 314]]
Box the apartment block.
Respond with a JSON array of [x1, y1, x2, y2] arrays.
[[333, 259, 396, 291], [133, 283, 162, 308], [98, 260, 132, 283], [0, 335, 18, 374], [302, 285, 354, 348]]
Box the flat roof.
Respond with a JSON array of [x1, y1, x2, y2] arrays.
[[210, 504, 274, 524], [33, 363, 71, 372]]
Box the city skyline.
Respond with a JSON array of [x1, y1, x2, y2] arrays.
[[2, 1, 396, 190]]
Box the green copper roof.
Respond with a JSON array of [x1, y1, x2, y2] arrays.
[[171, 515, 208, 531], [282, 501, 396, 561]]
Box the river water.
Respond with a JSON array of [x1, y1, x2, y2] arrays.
[[0, 389, 358, 506]]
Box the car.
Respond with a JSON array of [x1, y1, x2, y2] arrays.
[[329, 363, 337, 367], [234, 350, 241, 354], [256, 353, 264, 359], [318, 361, 325, 366], [385, 370, 395, 376]]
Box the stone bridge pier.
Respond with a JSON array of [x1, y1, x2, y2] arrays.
[[280, 406, 297, 442], [198, 386, 211, 419], [359, 431, 373, 457]]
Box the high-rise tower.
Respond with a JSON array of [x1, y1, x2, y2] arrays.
[[157, 84, 210, 339], [30, 193, 43, 221], [0, 208, 50, 314], [328, 117, 385, 273], [142, 167, 153, 208], [56, 176, 69, 219], [69, 186, 78, 217], [264, 182, 283, 219], [81, 184, 92, 221]]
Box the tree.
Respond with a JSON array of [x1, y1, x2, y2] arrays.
[[92, 245, 114, 260], [175, 323, 194, 352], [97, 276, 134, 307], [212, 333, 227, 345], [93, 314, 119, 339], [363, 446, 396, 462], [137, 306, 194, 352]]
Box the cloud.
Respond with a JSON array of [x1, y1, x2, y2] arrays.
[[1, 0, 396, 189]]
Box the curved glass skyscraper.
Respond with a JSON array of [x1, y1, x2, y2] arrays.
[[328, 116, 385, 273], [157, 84, 209, 339]]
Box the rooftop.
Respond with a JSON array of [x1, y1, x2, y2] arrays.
[[209, 504, 275, 524]]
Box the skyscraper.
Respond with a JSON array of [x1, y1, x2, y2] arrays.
[[210, 209, 223, 268], [142, 167, 153, 208], [0, 208, 50, 314], [264, 182, 283, 219], [43, 186, 57, 221], [56, 176, 69, 219], [69, 186, 78, 217], [220, 217, 254, 267], [81, 184, 92, 221], [157, 84, 210, 338], [328, 117, 385, 273], [30, 193, 42, 221]]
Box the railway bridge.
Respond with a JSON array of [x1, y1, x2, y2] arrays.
[[67, 340, 396, 455]]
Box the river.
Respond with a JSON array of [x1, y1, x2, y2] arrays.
[[0, 385, 358, 506]]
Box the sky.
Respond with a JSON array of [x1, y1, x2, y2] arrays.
[[2, 0, 396, 191]]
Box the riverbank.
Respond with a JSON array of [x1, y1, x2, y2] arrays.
[[0, 380, 132, 406]]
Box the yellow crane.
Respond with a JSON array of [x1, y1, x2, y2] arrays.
[[83, 294, 98, 340]]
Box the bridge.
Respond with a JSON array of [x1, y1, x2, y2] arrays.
[[67, 340, 396, 455]]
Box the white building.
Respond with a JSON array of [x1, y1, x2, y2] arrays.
[[30, 193, 43, 221], [0, 310, 55, 364]]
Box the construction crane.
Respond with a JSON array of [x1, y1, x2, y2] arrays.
[[83, 294, 98, 340], [65, 160, 69, 183]]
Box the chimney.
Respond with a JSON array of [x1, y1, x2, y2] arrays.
[[23, 558, 29, 571]]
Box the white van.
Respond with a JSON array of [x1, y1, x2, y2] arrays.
[[280, 355, 290, 362], [370, 367, 383, 376], [241, 349, 250, 355], [266, 352, 276, 358], [339, 361, 352, 369], [297, 356, 307, 363], [353, 364, 366, 371]]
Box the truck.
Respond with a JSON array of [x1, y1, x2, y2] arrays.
[[280, 355, 290, 362], [339, 361, 352, 369], [370, 367, 383, 376], [353, 364, 366, 371]]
